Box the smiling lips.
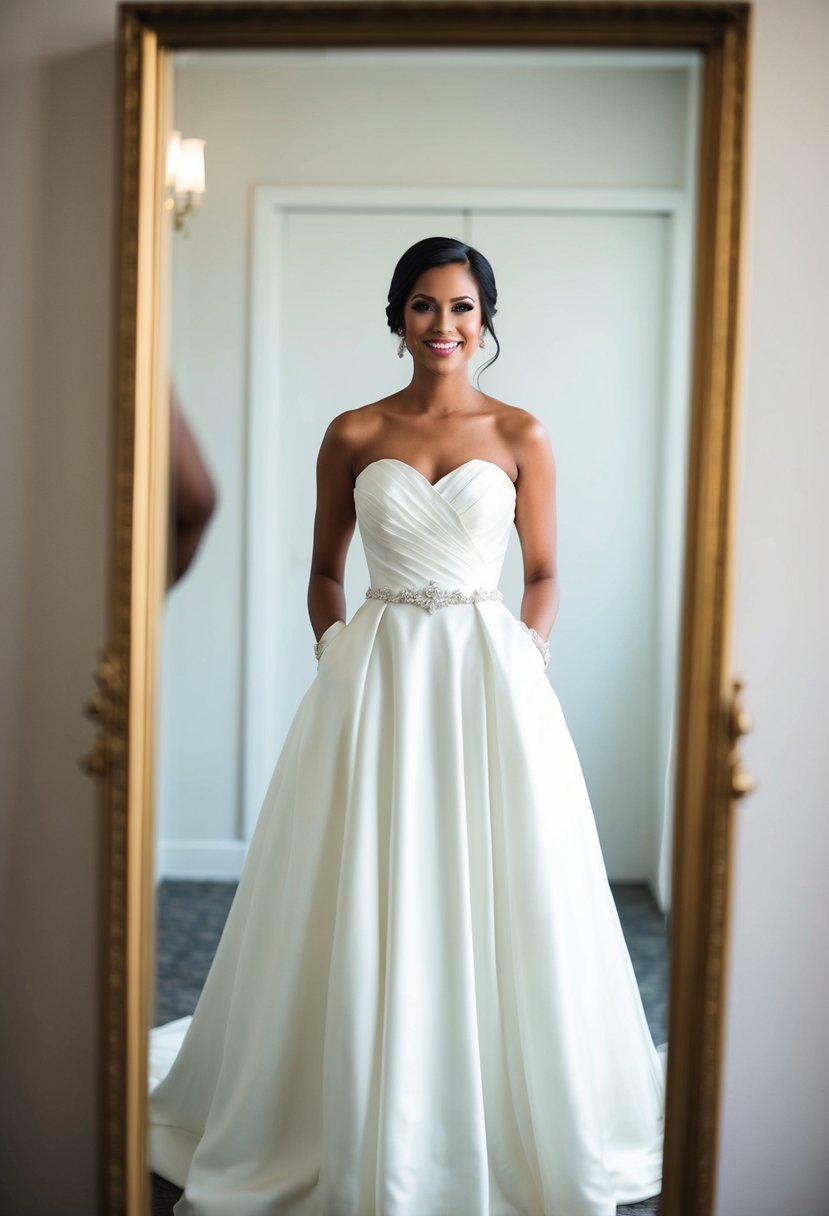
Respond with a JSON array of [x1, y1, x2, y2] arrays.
[[425, 340, 461, 357]]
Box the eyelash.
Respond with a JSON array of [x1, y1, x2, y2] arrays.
[[410, 301, 474, 313]]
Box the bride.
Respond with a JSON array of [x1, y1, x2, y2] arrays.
[[148, 236, 666, 1215]]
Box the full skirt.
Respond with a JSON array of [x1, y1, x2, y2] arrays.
[[148, 597, 666, 1216]]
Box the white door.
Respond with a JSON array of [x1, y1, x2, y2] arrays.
[[246, 199, 674, 889], [468, 212, 668, 878], [245, 207, 468, 836]]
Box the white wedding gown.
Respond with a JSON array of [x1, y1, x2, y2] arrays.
[[148, 457, 667, 1216]]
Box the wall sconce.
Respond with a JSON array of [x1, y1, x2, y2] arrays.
[[165, 130, 206, 234]]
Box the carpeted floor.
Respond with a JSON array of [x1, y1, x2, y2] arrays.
[[151, 1171, 662, 1215], [154, 880, 238, 1027], [152, 879, 668, 1213]]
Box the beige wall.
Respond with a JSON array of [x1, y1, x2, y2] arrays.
[[0, 3, 115, 1211], [715, 3, 829, 1212], [0, 1, 826, 1212]]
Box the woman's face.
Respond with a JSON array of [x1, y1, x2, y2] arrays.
[[401, 262, 484, 373]]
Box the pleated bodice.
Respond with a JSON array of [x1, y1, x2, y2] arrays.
[[353, 458, 516, 593]]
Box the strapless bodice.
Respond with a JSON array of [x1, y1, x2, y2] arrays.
[[353, 458, 516, 593]]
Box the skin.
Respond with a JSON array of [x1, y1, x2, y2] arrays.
[[168, 392, 218, 588], [308, 261, 560, 644]]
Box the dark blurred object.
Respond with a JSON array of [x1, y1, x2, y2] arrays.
[[168, 391, 218, 587]]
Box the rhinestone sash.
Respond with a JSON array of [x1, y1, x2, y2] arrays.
[[365, 579, 503, 614]]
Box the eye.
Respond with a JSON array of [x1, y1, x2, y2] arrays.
[[411, 301, 432, 312], [453, 302, 473, 312]]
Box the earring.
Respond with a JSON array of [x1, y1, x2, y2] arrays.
[[397, 332, 406, 359], [479, 334, 486, 349]]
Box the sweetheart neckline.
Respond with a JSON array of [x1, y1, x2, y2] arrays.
[[354, 457, 516, 494]]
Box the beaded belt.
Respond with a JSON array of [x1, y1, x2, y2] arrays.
[[365, 578, 502, 614]]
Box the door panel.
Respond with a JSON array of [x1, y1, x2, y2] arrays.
[[471, 212, 668, 875], [263, 208, 463, 791]]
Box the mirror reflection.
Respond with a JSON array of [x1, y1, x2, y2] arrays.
[[150, 46, 700, 1214]]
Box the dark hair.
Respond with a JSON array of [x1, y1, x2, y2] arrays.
[[385, 236, 501, 387]]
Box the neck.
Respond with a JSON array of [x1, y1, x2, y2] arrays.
[[401, 365, 483, 415]]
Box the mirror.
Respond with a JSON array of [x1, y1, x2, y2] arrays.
[[98, 6, 751, 1215], [151, 47, 699, 1211]]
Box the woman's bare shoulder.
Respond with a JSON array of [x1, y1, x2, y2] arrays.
[[487, 397, 552, 454], [319, 399, 396, 470], [316, 396, 403, 481]]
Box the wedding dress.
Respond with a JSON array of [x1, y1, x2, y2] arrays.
[[148, 457, 667, 1216]]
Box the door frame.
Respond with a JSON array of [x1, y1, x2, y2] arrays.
[[245, 182, 696, 846]]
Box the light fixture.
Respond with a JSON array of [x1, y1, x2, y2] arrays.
[[165, 130, 206, 234]]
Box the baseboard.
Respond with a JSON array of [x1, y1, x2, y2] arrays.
[[155, 839, 247, 883]]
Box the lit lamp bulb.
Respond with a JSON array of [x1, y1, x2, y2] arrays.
[[165, 130, 206, 234]]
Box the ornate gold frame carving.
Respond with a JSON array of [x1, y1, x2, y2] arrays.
[[95, 4, 752, 1212]]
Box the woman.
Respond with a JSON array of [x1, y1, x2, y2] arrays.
[[149, 237, 666, 1215]]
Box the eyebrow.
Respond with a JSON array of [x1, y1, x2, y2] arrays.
[[410, 293, 476, 302]]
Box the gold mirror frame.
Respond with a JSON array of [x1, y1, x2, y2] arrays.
[[93, 3, 752, 1212]]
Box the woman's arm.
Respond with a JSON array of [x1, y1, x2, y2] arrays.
[[512, 415, 560, 640], [307, 413, 359, 641], [168, 393, 218, 588]]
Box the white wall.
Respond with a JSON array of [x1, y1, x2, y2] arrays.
[[0, 1, 827, 1212], [161, 53, 693, 886]]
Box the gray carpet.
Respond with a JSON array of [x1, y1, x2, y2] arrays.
[[152, 1172, 661, 1214], [152, 879, 667, 1213], [154, 880, 237, 1027]]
